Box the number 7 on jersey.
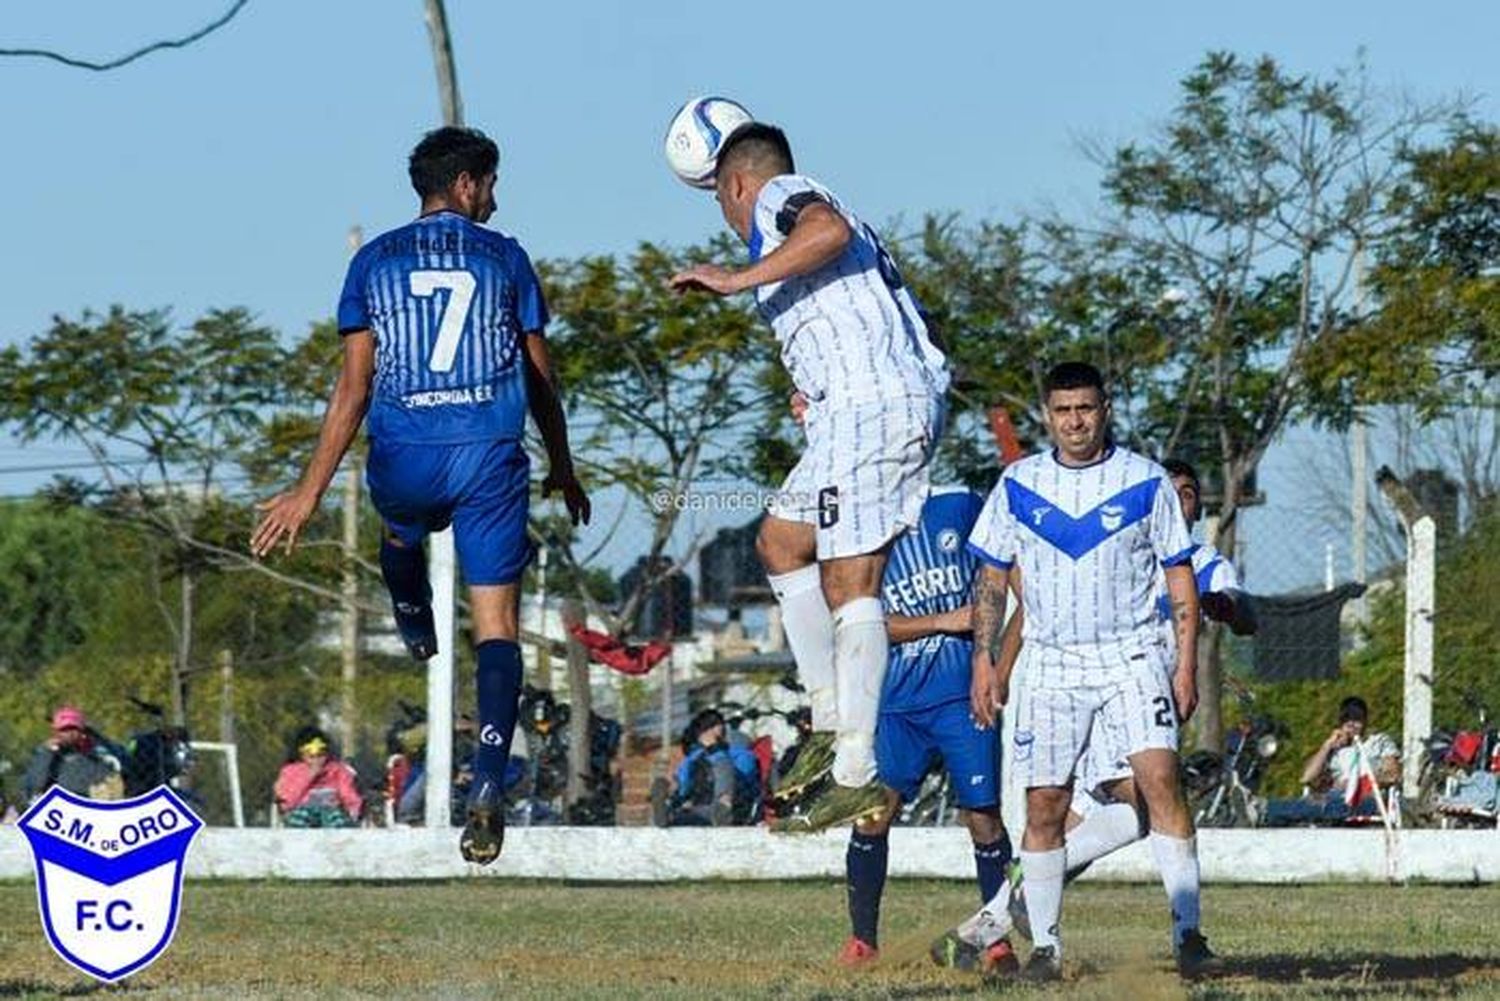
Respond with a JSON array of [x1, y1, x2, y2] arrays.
[[409, 269, 476, 373]]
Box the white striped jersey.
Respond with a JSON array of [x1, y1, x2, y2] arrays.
[[337, 210, 546, 445], [968, 446, 1194, 657], [747, 174, 949, 408]]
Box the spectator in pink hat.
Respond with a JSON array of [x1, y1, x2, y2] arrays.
[[22, 704, 123, 804]]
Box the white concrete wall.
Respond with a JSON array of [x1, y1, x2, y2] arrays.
[[1, 826, 1494, 883]]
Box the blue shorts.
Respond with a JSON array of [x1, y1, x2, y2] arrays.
[[366, 439, 532, 586], [875, 698, 999, 810]]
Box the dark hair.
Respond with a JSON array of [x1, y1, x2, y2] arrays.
[[1043, 361, 1106, 400], [288, 724, 334, 763], [408, 126, 499, 199], [1162, 459, 1201, 495], [682, 709, 726, 751], [1338, 696, 1369, 724], [716, 122, 794, 179]]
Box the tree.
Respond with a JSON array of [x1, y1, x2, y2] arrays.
[[1089, 52, 1462, 747], [539, 239, 777, 635], [0, 307, 354, 722]]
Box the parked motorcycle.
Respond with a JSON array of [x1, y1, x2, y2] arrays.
[[1181, 686, 1284, 828], [1412, 690, 1500, 827]]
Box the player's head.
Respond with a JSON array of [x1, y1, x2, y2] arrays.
[[1338, 696, 1369, 737], [713, 123, 794, 240], [1163, 458, 1202, 523], [408, 126, 500, 222], [1042, 362, 1111, 463]]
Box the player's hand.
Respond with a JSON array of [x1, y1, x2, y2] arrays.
[[1172, 668, 1198, 724], [789, 391, 809, 425], [667, 264, 746, 296], [938, 605, 974, 634], [970, 655, 1003, 729], [1201, 591, 1235, 623], [543, 467, 592, 526], [251, 486, 319, 558]]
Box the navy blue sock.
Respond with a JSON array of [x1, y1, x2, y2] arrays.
[[974, 832, 1013, 903], [379, 538, 431, 614], [846, 829, 889, 947], [474, 639, 523, 784]]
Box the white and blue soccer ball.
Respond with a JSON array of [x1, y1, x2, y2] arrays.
[[663, 96, 754, 189]]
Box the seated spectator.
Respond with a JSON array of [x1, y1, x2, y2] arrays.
[[22, 706, 123, 804], [275, 727, 363, 828], [1265, 696, 1400, 825], [651, 709, 761, 827]]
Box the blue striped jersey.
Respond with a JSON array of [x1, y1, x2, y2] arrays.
[[337, 211, 547, 445], [880, 489, 983, 713], [747, 174, 949, 409], [968, 447, 1193, 655]]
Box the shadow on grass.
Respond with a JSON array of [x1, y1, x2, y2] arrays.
[[0, 982, 111, 998], [1212, 953, 1500, 984]]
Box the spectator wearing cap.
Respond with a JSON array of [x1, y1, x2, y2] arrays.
[[22, 705, 124, 804], [275, 726, 364, 828]]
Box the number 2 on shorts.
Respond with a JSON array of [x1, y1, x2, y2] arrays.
[[1152, 695, 1174, 728], [409, 269, 477, 373]]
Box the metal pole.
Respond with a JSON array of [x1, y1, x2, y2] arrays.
[[1351, 247, 1370, 643], [419, 0, 464, 831], [1401, 517, 1436, 802], [340, 226, 364, 757]]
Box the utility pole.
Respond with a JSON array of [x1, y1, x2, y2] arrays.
[[421, 0, 461, 829], [340, 226, 364, 757], [1350, 246, 1370, 646]]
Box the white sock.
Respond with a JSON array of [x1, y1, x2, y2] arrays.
[[1019, 847, 1066, 954], [1148, 831, 1202, 946], [767, 565, 837, 731], [830, 597, 887, 786], [958, 874, 1015, 946], [1066, 802, 1142, 873]]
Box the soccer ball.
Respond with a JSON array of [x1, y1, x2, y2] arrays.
[[663, 96, 754, 189]]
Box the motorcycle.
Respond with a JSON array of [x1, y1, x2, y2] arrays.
[[512, 685, 621, 826], [1181, 685, 1283, 828], [1412, 690, 1500, 827]]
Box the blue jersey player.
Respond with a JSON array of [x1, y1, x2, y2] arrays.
[[836, 489, 1015, 971], [251, 127, 589, 866]]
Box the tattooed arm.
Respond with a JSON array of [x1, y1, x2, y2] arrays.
[[1163, 563, 1200, 722], [970, 564, 1011, 728]]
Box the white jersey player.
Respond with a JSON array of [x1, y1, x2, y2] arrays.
[[962, 363, 1217, 982], [669, 123, 947, 825]]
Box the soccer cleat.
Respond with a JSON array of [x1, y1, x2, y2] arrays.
[[1175, 928, 1222, 978], [771, 730, 836, 804], [1019, 945, 1062, 983], [836, 936, 879, 968], [459, 777, 505, 865], [392, 599, 438, 661], [928, 930, 1017, 975], [775, 777, 888, 834]]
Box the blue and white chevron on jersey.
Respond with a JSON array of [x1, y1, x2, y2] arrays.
[[880, 489, 983, 713], [968, 447, 1193, 655], [337, 211, 547, 445], [747, 174, 949, 408]]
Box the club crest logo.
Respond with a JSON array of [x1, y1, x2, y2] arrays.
[[19, 786, 202, 983], [1012, 729, 1035, 762], [937, 528, 960, 553], [1099, 504, 1125, 532]]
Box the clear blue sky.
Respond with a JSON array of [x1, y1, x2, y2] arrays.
[[2, 1, 1495, 586]]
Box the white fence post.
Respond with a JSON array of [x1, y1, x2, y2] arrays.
[[426, 529, 457, 828], [1401, 516, 1435, 802]]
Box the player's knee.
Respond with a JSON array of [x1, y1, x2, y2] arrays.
[[756, 518, 813, 575], [961, 807, 1004, 844]]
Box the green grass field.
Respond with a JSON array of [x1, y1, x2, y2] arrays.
[[0, 880, 1497, 999]]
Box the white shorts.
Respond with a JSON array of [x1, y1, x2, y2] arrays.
[[768, 394, 943, 560], [1009, 645, 1178, 790]]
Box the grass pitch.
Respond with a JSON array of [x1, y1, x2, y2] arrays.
[[0, 880, 1496, 999]]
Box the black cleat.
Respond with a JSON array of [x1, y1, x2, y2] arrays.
[[392, 600, 437, 661], [1175, 928, 1222, 978], [1019, 945, 1062, 983], [460, 778, 505, 865]]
